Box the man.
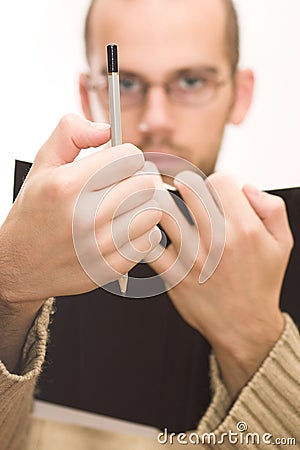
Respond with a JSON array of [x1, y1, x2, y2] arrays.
[[0, 0, 299, 449]]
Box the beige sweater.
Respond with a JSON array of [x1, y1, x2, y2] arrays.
[[0, 300, 299, 450]]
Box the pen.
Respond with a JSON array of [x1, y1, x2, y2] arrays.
[[107, 43, 128, 296]]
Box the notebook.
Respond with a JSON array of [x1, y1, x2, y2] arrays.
[[14, 160, 300, 432]]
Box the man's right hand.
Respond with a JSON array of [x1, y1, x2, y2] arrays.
[[0, 114, 162, 307], [0, 114, 163, 372]]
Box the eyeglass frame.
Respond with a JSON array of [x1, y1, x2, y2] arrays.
[[87, 66, 235, 109]]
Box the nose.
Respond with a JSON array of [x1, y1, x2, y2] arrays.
[[139, 86, 176, 141]]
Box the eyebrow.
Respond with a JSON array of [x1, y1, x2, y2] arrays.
[[170, 66, 220, 77], [99, 65, 220, 79]]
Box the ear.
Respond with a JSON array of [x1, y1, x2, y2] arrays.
[[79, 73, 94, 121], [228, 69, 255, 125]]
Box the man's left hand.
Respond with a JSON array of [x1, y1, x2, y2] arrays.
[[149, 172, 294, 398]]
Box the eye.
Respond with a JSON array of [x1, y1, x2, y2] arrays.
[[119, 76, 141, 94], [177, 75, 206, 90]]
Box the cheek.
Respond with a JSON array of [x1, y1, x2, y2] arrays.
[[175, 101, 228, 136], [174, 108, 222, 149], [175, 107, 228, 171]]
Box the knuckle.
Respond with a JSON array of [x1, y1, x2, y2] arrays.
[[206, 173, 238, 203], [129, 176, 156, 201], [239, 224, 260, 240], [224, 222, 260, 251], [211, 231, 226, 255], [140, 174, 156, 191], [122, 143, 144, 159], [133, 207, 162, 228], [206, 172, 234, 189], [223, 232, 234, 255], [58, 114, 78, 131], [108, 255, 129, 276], [150, 207, 163, 223], [286, 231, 294, 251], [120, 144, 145, 164], [118, 144, 145, 173], [42, 171, 75, 200], [269, 195, 286, 213], [219, 222, 230, 250], [96, 233, 113, 256]]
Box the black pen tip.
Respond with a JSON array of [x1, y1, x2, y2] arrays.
[[107, 44, 118, 73]]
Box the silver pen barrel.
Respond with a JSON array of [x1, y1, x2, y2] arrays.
[[107, 44, 128, 296], [108, 73, 122, 146]]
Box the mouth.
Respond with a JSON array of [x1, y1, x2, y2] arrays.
[[143, 152, 190, 179], [144, 151, 178, 163], [142, 146, 174, 154]]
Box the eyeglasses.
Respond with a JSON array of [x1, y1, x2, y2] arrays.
[[89, 68, 231, 109]]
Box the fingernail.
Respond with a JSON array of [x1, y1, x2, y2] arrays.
[[174, 180, 184, 191], [90, 122, 111, 131], [149, 227, 162, 247]]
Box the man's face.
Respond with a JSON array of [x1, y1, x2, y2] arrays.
[[85, 0, 245, 175]]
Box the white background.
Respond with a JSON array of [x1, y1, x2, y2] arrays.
[[0, 0, 299, 224]]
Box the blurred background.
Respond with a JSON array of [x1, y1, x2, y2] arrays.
[[0, 0, 299, 223]]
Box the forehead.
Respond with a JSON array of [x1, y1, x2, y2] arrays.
[[89, 0, 229, 77]]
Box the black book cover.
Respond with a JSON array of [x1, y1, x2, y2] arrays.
[[13, 160, 300, 432]]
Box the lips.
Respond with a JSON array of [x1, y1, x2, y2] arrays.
[[144, 152, 176, 164], [142, 147, 173, 154], [144, 152, 189, 177]]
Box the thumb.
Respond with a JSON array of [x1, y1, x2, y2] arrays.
[[242, 184, 292, 244], [34, 114, 111, 168]]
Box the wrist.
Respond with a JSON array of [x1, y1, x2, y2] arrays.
[[0, 260, 45, 308], [214, 311, 284, 363], [0, 295, 45, 317], [212, 312, 285, 399], [0, 296, 45, 374]]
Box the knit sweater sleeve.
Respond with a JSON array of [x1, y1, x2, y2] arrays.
[[0, 306, 299, 450], [0, 298, 54, 450], [196, 313, 300, 449]]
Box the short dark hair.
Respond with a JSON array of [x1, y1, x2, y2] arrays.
[[84, 0, 240, 72]]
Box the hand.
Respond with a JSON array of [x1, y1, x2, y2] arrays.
[[0, 115, 162, 306], [0, 115, 162, 372], [149, 172, 293, 397]]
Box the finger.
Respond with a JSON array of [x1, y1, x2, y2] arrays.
[[145, 244, 176, 273], [158, 210, 183, 250], [145, 244, 189, 289], [152, 185, 200, 269], [73, 175, 158, 245], [35, 114, 111, 168], [139, 162, 192, 253], [175, 171, 226, 283], [140, 162, 185, 249], [111, 200, 162, 251], [107, 226, 162, 271], [93, 175, 158, 226], [207, 173, 258, 225], [96, 200, 162, 255], [129, 227, 162, 254], [78, 227, 162, 287], [242, 184, 294, 246], [69, 143, 145, 190], [127, 203, 162, 241], [174, 173, 212, 251]]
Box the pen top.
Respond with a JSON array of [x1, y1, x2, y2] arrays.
[[107, 44, 118, 73]]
